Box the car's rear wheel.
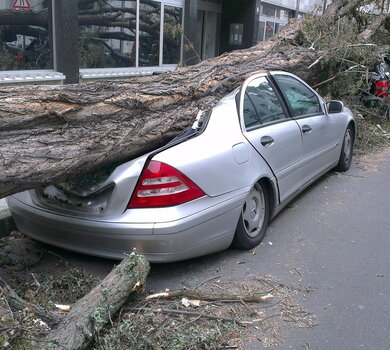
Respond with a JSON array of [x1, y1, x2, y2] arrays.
[[335, 125, 354, 172], [232, 182, 269, 250]]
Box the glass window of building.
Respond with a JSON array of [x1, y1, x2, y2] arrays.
[[281, 9, 291, 19], [0, 0, 51, 71], [190, 7, 220, 61], [258, 21, 265, 42], [139, 0, 161, 67], [265, 21, 275, 40], [191, 10, 204, 62], [204, 11, 218, 59], [79, 0, 136, 69], [262, 5, 276, 18], [163, 5, 183, 64]]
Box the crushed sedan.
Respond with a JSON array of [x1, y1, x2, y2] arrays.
[[7, 71, 355, 262]]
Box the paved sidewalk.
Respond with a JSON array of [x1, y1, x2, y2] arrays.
[[0, 198, 7, 211], [0, 197, 15, 236]]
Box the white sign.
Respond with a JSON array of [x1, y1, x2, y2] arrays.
[[12, 0, 31, 10]]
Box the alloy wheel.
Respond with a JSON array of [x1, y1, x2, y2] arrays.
[[242, 184, 266, 238]]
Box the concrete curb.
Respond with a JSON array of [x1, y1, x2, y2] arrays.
[[0, 208, 16, 237]]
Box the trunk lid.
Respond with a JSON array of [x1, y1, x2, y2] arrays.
[[32, 111, 210, 218], [33, 155, 149, 219]]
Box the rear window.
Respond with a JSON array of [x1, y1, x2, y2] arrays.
[[243, 76, 286, 129]]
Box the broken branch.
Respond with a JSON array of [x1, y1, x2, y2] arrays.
[[145, 290, 274, 303]]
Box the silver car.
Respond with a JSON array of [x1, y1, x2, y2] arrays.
[[8, 71, 355, 262]]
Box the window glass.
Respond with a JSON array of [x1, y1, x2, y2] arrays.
[[262, 5, 276, 17], [139, 0, 161, 66], [258, 21, 265, 42], [265, 21, 274, 40], [281, 9, 291, 19], [204, 12, 219, 59], [163, 5, 183, 64], [0, 1, 51, 70], [274, 75, 321, 117], [79, 0, 136, 68], [243, 76, 285, 129], [190, 10, 204, 61]]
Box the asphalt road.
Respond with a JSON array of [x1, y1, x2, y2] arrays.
[[26, 148, 390, 349], [145, 148, 390, 349]]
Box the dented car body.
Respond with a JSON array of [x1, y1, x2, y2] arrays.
[[8, 71, 355, 262]]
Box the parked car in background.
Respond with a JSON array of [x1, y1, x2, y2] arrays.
[[5, 38, 50, 69], [8, 71, 355, 262]]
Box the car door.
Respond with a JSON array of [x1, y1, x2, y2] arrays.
[[271, 73, 340, 185], [239, 74, 303, 202]]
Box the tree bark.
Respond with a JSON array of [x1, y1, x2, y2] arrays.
[[358, 14, 390, 42], [1, 0, 388, 200], [323, 0, 366, 18], [0, 20, 322, 199], [43, 252, 150, 349], [0, 276, 61, 328]]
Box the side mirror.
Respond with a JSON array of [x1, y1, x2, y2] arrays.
[[326, 100, 344, 114]]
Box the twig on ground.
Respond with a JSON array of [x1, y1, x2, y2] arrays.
[[130, 307, 244, 324], [145, 290, 274, 303], [193, 275, 221, 290], [0, 277, 61, 327], [129, 307, 279, 326], [308, 50, 329, 69]]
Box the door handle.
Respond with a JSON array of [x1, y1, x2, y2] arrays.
[[260, 135, 274, 146], [302, 125, 312, 133]]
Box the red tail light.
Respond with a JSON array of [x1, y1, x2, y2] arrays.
[[374, 80, 389, 97], [128, 161, 205, 208]]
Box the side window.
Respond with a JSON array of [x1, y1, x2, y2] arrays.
[[274, 75, 321, 117], [243, 76, 285, 129]]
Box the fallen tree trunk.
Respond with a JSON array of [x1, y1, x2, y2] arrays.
[[42, 251, 149, 349], [0, 20, 320, 199], [0, 0, 388, 199], [358, 14, 390, 42]]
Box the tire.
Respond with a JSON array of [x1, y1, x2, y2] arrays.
[[335, 125, 354, 172], [232, 182, 269, 250]]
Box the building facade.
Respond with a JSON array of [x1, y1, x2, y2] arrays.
[[0, 0, 315, 85], [257, 0, 317, 42]]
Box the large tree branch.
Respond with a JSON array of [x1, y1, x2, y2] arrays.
[[0, 10, 152, 30], [0, 10, 49, 27], [0, 25, 48, 42], [358, 13, 390, 41], [0, 277, 61, 327], [324, 0, 366, 18], [43, 252, 150, 349], [0, 21, 321, 199], [0, 0, 384, 199]]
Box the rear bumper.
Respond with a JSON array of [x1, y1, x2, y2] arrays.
[[8, 191, 246, 262]]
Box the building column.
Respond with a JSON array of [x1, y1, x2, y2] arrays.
[[254, 0, 261, 44], [49, 0, 79, 84]]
